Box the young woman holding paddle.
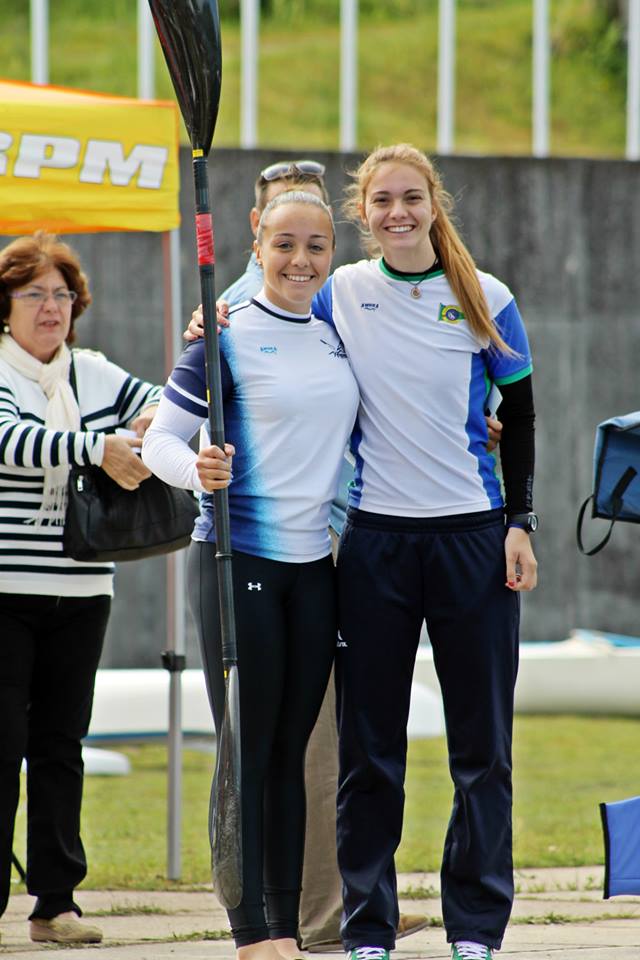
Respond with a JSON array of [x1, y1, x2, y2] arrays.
[[142, 191, 359, 960]]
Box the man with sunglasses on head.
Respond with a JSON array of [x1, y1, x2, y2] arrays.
[[204, 159, 429, 954]]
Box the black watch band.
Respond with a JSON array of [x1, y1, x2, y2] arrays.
[[506, 512, 538, 533]]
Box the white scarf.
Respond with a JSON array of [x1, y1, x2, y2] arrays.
[[0, 334, 81, 524]]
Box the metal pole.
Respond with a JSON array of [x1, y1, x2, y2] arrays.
[[137, 0, 156, 101], [437, 0, 455, 155], [627, 0, 640, 160], [241, 0, 259, 148], [146, 6, 185, 876], [168, 229, 183, 363], [532, 0, 550, 157], [138, 0, 186, 880], [30, 0, 49, 85], [161, 228, 185, 881], [340, 0, 358, 152], [164, 555, 182, 880]]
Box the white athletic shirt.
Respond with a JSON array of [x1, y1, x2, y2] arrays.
[[148, 293, 359, 563], [312, 259, 532, 518]]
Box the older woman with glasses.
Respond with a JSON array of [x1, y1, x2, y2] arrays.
[[0, 231, 162, 946]]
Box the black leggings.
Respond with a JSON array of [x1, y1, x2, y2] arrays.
[[188, 542, 337, 947]]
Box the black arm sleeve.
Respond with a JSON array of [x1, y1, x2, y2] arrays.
[[496, 373, 535, 515]]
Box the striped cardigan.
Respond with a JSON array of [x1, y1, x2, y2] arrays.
[[0, 348, 162, 597]]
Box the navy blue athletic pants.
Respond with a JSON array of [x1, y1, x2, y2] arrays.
[[188, 543, 336, 947], [335, 508, 519, 952]]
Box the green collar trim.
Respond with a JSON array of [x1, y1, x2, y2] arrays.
[[379, 258, 445, 283]]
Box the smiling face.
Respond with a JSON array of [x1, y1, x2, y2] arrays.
[[361, 161, 437, 272], [6, 267, 73, 362], [255, 202, 334, 314]]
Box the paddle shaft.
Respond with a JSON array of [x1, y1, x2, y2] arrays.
[[193, 153, 237, 671]]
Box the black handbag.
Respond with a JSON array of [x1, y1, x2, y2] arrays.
[[63, 465, 199, 562]]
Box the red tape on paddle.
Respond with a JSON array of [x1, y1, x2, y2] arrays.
[[196, 213, 215, 265]]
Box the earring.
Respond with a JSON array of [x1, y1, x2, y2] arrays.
[[2, 323, 9, 334]]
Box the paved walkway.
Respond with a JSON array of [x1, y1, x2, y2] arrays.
[[3, 867, 640, 959]]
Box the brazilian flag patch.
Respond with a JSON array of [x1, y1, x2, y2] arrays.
[[438, 304, 465, 324]]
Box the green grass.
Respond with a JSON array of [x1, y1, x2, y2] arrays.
[[11, 714, 640, 890], [0, 0, 627, 156], [401, 714, 640, 871]]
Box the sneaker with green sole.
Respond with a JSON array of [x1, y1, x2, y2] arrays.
[[451, 942, 493, 960], [347, 948, 390, 960]]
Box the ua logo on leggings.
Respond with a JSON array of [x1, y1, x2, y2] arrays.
[[247, 582, 262, 591]]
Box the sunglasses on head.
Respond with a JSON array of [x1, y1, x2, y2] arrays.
[[259, 160, 326, 183]]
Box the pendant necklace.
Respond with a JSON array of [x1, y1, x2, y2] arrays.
[[380, 255, 441, 299], [409, 255, 440, 298]]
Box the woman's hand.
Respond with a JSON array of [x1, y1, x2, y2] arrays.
[[101, 434, 152, 490], [130, 404, 159, 437], [196, 443, 235, 491], [486, 416, 502, 451], [183, 301, 230, 342], [504, 527, 538, 591]]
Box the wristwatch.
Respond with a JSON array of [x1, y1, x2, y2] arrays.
[[507, 512, 539, 533]]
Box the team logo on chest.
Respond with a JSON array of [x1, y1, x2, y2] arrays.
[[320, 338, 347, 359], [438, 304, 465, 325]]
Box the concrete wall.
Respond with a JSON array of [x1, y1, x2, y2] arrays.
[[45, 148, 640, 666]]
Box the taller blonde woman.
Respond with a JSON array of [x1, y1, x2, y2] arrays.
[[143, 192, 359, 960], [310, 145, 537, 960]]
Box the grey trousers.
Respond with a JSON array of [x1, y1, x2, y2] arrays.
[[298, 530, 343, 949], [299, 670, 343, 948]]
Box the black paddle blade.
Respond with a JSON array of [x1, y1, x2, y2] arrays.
[[148, 0, 222, 154], [209, 664, 242, 908]]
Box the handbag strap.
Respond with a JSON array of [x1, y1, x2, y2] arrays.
[[577, 466, 638, 556]]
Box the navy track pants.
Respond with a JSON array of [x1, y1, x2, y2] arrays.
[[335, 508, 520, 951]]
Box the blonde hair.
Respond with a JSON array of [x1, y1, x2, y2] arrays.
[[344, 143, 510, 353], [257, 191, 336, 248]]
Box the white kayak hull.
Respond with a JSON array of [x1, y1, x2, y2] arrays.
[[415, 629, 640, 716], [87, 670, 445, 741]]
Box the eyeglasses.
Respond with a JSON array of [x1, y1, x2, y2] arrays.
[[259, 160, 326, 183], [9, 290, 77, 307]]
